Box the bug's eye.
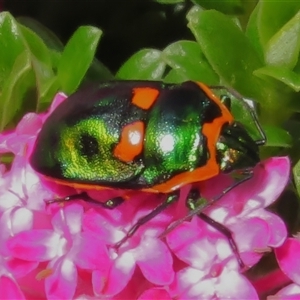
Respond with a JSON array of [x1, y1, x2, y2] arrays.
[[216, 122, 259, 173], [79, 134, 99, 157]]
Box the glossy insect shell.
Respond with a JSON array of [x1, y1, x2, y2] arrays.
[[30, 81, 260, 193]]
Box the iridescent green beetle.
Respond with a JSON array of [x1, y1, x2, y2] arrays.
[[30, 81, 265, 267]]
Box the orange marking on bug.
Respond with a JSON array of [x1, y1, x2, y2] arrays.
[[145, 157, 219, 194], [114, 121, 144, 162], [132, 87, 159, 110], [195, 82, 234, 123], [43, 175, 112, 191]]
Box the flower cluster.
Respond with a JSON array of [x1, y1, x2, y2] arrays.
[[0, 93, 290, 299]]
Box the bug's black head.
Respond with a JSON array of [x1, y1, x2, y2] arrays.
[[216, 122, 260, 173]]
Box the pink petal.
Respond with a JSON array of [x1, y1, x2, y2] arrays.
[[5, 136, 28, 156], [48, 92, 68, 113], [96, 252, 135, 297], [6, 258, 39, 277], [243, 157, 290, 211], [167, 218, 216, 269], [171, 267, 214, 299], [52, 204, 83, 235], [0, 208, 33, 256], [0, 191, 20, 211], [0, 133, 11, 153], [216, 268, 258, 299], [138, 287, 172, 299], [231, 217, 270, 265], [15, 113, 43, 135], [92, 269, 109, 297], [0, 275, 25, 299], [274, 283, 300, 298], [72, 231, 111, 271], [7, 229, 60, 261], [135, 237, 174, 285], [83, 208, 123, 244], [45, 257, 77, 300], [261, 157, 290, 204], [259, 211, 287, 247], [275, 238, 300, 285], [10, 207, 34, 234]]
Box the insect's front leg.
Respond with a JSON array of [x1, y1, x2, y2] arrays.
[[114, 190, 180, 249]]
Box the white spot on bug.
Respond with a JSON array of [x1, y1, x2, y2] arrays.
[[160, 134, 175, 152]]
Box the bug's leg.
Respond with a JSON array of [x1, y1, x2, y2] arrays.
[[187, 188, 245, 269], [114, 190, 180, 249], [45, 192, 124, 209], [198, 213, 245, 269]]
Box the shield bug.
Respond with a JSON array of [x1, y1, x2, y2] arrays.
[[30, 81, 265, 267]]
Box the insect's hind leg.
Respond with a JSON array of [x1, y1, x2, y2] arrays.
[[45, 191, 124, 209], [46, 190, 180, 249]]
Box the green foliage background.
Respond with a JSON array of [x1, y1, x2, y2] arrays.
[[1, 1, 300, 220]]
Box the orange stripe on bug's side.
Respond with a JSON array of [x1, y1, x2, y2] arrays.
[[114, 121, 145, 163], [145, 149, 220, 194], [43, 175, 112, 191], [132, 87, 159, 110], [145, 83, 234, 194]]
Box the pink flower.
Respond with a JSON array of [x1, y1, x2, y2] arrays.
[[0, 92, 291, 299], [164, 157, 289, 299], [270, 238, 300, 299]]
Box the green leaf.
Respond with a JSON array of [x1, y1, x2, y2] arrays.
[[293, 159, 300, 197], [245, 2, 264, 62], [0, 52, 35, 131], [57, 26, 102, 94], [257, 1, 300, 48], [263, 125, 292, 148], [18, 24, 57, 108], [163, 69, 187, 83], [265, 11, 300, 68], [17, 17, 64, 70], [163, 40, 219, 85], [0, 12, 27, 89], [17, 17, 64, 71], [19, 24, 52, 68], [38, 77, 60, 112], [191, 0, 244, 15], [254, 66, 300, 92], [117, 49, 166, 80], [85, 59, 114, 81], [285, 120, 300, 162], [17, 16, 64, 52], [187, 7, 266, 102]]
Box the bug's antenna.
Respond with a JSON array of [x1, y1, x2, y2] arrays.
[[209, 85, 266, 146], [242, 98, 266, 146]]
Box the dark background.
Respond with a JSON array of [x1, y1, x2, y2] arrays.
[[4, 0, 193, 72]]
